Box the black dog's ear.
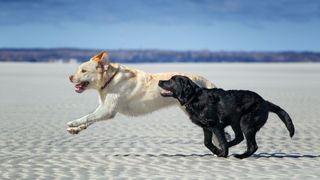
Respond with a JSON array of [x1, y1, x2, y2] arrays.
[[173, 79, 188, 105], [176, 77, 200, 105]]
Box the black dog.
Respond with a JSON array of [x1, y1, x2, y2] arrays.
[[158, 75, 295, 159]]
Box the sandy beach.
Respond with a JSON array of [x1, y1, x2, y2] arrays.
[[0, 62, 319, 179]]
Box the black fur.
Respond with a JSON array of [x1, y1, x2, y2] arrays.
[[158, 75, 295, 159]]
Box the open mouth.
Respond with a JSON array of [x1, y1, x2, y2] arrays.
[[160, 89, 174, 97], [74, 81, 89, 93]]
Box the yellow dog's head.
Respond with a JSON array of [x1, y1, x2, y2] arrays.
[[69, 51, 111, 93]]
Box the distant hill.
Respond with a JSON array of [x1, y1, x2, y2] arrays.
[[0, 48, 319, 63]]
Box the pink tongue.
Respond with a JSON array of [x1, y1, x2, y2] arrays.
[[75, 86, 83, 93], [74, 83, 84, 93], [75, 83, 82, 88]]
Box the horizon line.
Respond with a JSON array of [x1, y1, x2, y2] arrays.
[[0, 47, 319, 54]]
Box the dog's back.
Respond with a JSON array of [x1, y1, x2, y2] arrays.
[[210, 89, 266, 112]]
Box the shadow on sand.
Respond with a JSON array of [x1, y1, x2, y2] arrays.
[[251, 152, 320, 159], [111, 153, 320, 159], [113, 153, 214, 157]]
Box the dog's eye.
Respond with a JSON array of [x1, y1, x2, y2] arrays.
[[81, 69, 87, 73]]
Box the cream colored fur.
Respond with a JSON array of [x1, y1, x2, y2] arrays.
[[67, 52, 216, 134]]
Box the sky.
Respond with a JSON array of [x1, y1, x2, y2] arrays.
[[0, 0, 320, 51]]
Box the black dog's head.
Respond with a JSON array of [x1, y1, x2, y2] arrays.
[[158, 75, 201, 105]]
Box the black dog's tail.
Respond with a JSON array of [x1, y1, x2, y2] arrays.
[[267, 101, 295, 138]]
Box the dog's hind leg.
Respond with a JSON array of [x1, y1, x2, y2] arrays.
[[234, 115, 261, 158], [203, 128, 221, 155], [234, 130, 258, 159], [234, 107, 268, 159]]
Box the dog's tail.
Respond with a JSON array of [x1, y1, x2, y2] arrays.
[[267, 101, 295, 138]]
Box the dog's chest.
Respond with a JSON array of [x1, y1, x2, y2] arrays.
[[185, 103, 216, 127]]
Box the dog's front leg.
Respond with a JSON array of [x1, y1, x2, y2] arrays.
[[210, 126, 229, 157], [203, 128, 221, 155], [67, 95, 118, 134]]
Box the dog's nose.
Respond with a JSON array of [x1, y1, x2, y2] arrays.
[[158, 80, 163, 86], [69, 75, 74, 82]]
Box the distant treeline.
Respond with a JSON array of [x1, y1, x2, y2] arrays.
[[0, 48, 320, 63]]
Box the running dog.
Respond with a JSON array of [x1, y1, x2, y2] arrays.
[[67, 52, 216, 134], [158, 75, 295, 159]]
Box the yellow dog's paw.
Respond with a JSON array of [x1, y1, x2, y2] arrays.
[[67, 120, 81, 127], [67, 124, 87, 135]]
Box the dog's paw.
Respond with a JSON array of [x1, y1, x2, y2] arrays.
[[217, 152, 228, 158], [216, 148, 228, 158], [67, 124, 87, 135], [67, 127, 80, 135], [67, 120, 82, 127], [212, 148, 221, 155], [234, 154, 247, 159]]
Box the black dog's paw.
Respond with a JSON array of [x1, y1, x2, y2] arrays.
[[217, 153, 228, 158], [234, 154, 247, 159], [217, 151, 228, 158], [212, 148, 221, 155], [210, 148, 227, 157]]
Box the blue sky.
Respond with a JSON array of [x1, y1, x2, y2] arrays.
[[1, 0, 320, 51]]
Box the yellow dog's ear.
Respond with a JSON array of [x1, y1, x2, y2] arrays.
[[91, 51, 110, 64]]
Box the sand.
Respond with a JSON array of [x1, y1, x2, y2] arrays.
[[0, 62, 319, 179]]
